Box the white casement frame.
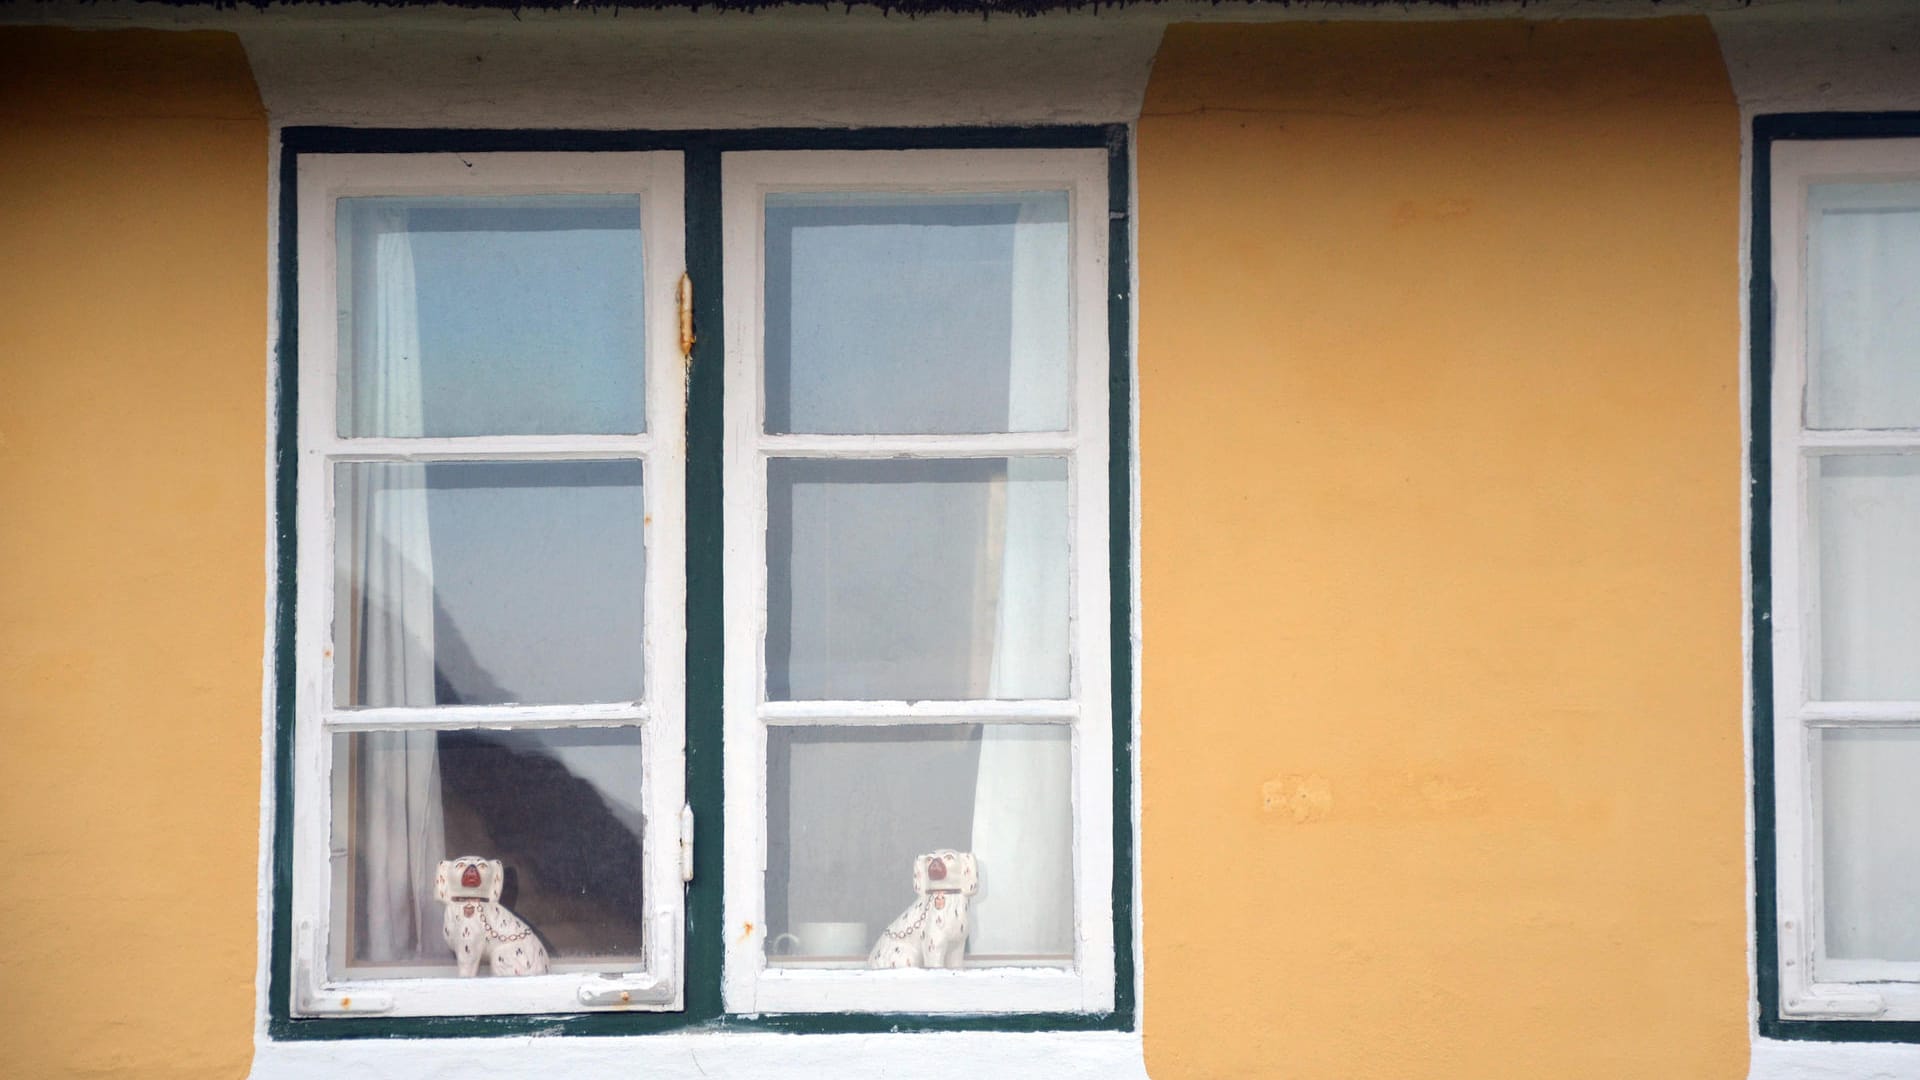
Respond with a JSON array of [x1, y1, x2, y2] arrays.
[[289, 152, 689, 1018], [718, 149, 1115, 1015], [1768, 137, 1920, 1022]]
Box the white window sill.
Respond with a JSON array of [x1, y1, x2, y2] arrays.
[[1752, 1036, 1920, 1079], [250, 1029, 1146, 1079]]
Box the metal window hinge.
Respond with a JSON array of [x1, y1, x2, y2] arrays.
[[679, 804, 695, 883], [677, 273, 695, 363]]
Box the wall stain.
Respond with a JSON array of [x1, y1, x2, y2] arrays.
[[1261, 774, 1333, 823], [1261, 768, 1521, 825], [1416, 775, 1486, 814], [1390, 198, 1475, 227]]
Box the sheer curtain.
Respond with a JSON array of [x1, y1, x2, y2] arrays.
[[335, 206, 448, 965], [969, 198, 1074, 959]]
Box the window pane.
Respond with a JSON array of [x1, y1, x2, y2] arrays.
[[330, 728, 647, 977], [337, 196, 646, 437], [765, 724, 1073, 967], [333, 460, 645, 707], [767, 458, 1069, 701], [1822, 728, 1920, 963], [1807, 182, 1920, 430], [764, 191, 1070, 435], [1811, 454, 1920, 700]]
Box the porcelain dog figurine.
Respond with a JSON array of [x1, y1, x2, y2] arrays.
[[869, 850, 979, 969], [435, 855, 550, 977]]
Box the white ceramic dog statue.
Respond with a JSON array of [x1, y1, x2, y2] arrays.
[[435, 855, 550, 977], [868, 850, 978, 969]]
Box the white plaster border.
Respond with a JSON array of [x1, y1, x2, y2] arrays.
[[254, 119, 286, 1072], [251, 1030, 1146, 1079], [1714, 4, 1920, 1077], [1749, 1039, 1920, 1080]]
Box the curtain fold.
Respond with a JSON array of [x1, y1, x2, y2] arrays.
[[336, 207, 448, 964], [969, 198, 1074, 959]]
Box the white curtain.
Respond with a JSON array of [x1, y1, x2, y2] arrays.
[[336, 207, 448, 964], [969, 199, 1074, 959]]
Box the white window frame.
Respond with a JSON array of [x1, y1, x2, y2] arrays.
[[289, 151, 689, 1018], [1769, 136, 1920, 1022], [719, 149, 1116, 1015]]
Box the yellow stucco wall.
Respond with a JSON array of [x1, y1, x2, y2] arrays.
[[1137, 19, 1746, 1079], [0, 28, 266, 1080], [0, 17, 1750, 1079]]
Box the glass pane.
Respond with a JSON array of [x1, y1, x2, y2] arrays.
[[330, 727, 647, 978], [767, 458, 1069, 701], [1811, 455, 1920, 700], [765, 724, 1073, 967], [337, 196, 646, 437], [333, 460, 645, 707], [1807, 182, 1920, 429], [1821, 728, 1920, 963], [764, 191, 1070, 435]]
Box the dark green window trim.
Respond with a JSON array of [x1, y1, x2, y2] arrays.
[[1751, 110, 1920, 1045], [268, 124, 1136, 1040]]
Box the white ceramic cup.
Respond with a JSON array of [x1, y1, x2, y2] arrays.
[[773, 920, 869, 957]]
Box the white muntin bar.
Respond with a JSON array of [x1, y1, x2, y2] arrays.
[[317, 434, 654, 461], [321, 702, 650, 732], [1798, 701, 1920, 725], [1795, 431, 1920, 452], [758, 432, 1077, 458], [759, 700, 1079, 724]]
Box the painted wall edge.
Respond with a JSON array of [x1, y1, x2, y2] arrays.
[[249, 1030, 1146, 1079]]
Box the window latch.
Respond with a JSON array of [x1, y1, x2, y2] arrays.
[[578, 973, 676, 1008], [679, 803, 695, 883]]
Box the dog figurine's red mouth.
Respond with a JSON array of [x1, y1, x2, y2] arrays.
[[461, 864, 482, 888]]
